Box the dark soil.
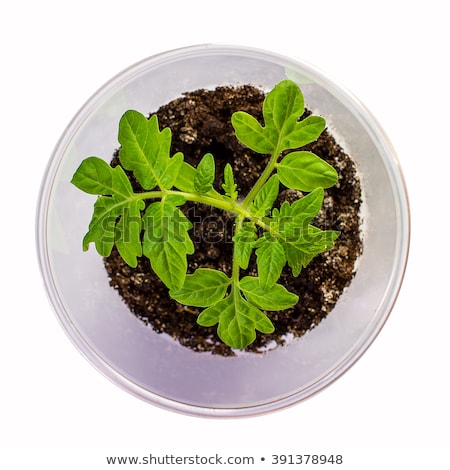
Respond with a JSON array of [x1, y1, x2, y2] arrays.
[[104, 85, 363, 356]]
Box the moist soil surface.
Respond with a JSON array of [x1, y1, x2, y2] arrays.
[[104, 85, 363, 356]]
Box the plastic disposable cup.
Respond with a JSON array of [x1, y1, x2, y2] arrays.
[[36, 44, 410, 417]]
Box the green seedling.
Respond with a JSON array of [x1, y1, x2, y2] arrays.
[[72, 80, 340, 349]]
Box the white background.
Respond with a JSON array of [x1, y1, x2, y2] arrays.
[[1, 1, 448, 468]]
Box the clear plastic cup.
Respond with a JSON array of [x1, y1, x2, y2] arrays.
[[36, 44, 410, 417]]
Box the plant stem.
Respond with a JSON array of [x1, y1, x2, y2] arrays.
[[231, 215, 244, 291], [241, 147, 281, 209], [136, 189, 271, 227], [137, 189, 234, 212]]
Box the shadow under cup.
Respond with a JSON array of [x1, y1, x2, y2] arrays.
[[36, 44, 410, 417]]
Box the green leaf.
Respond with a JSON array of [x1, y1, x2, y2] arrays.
[[233, 222, 257, 270], [164, 193, 187, 207], [170, 268, 231, 307], [194, 153, 215, 193], [279, 115, 326, 150], [271, 187, 339, 276], [114, 200, 145, 267], [71, 157, 116, 195], [282, 227, 340, 276], [263, 79, 304, 133], [222, 163, 238, 200], [197, 288, 274, 349], [304, 226, 340, 250], [265, 81, 325, 149], [174, 161, 224, 201], [239, 276, 298, 311], [255, 235, 287, 289], [72, 159, 145, 267], [160, 151, 184, 189], [81, 196, 119, 256], [231, 111, 275, 154], [142, 198, 194, 289], [231, 80, 324, 156], [252, 174, 279, 217], [275, 188, 325, 237], [118, 111, 182, 190], [174, 161, 196, 192], [280, 242, 311, 277], [277, 151, 338, 191], [290, 187, 324, 222]]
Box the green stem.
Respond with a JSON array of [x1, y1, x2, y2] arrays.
[[136, 189, 271, 227], [135, 188, 279, 240], [137, 189, 235, 212], [231, 215, 244, 293], [241, 147, 281, 209]]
